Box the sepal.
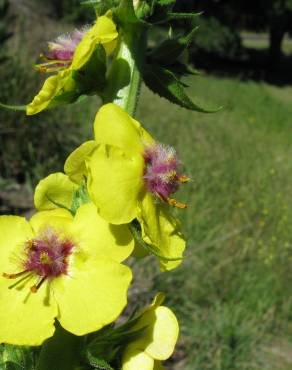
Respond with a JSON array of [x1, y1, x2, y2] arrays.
[[72, 44, 107, 95]]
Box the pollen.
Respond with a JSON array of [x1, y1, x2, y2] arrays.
[[143, 143, 189, 208]]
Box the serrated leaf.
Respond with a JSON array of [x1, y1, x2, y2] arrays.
[[143, 65, 221, 113], [148, 27, 198, 65]]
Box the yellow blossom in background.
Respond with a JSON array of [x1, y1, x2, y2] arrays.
[[0, 196, 133, 345], [122, 293, 179, 370], [26, 13, 118, 115]]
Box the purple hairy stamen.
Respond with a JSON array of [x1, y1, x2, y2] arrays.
[[143, 143, 189, 208]]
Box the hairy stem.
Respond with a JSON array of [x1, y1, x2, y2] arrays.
[[104, 24, 147, 116]]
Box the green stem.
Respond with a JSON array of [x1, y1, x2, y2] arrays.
[[36, 324, 82, 370], [104, 25, 147, 116]]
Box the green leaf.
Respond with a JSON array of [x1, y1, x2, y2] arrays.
[[0, 102, 26, 111], [148, 27, 198, 65], [86, 353, 114, 370], [143, 65, 221, 113], [72, 44, 107, 94], [0, 344, 37, 370]]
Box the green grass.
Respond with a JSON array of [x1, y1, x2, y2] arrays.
[[134, 75, 292, 369], [241, 31, 292, 54]]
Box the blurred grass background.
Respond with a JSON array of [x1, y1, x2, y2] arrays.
[[1, 1, 292, 369]]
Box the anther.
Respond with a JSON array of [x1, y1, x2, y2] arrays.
[[30, 277, 46, 294], [3, 270, 29, 279], [167, 198, 187, 209], [179, 175, 190, 183]]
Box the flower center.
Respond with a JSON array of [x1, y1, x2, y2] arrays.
[[143, 143, 189, 209], [3, 228, 74, 293], [36, 26, 90, 73]]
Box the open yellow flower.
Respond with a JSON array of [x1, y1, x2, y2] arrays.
[[65, 103, 186, 270], [26, 13, 118, 115], [122, 293, 179, 370], [0, 201, 133, 345]]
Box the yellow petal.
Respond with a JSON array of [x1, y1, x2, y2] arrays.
[[0, 278, 57, 345], [133, 306, 179, 361], [34, 172, 78, 211], [26, 70, 71, 115], [138, 193, 186, 271], [72, 203, 134, 262], [29, 209, 73, 236], [71, 15, 118, 70], [94, 103, 149, 154], [144, 306, 179, 360], [53, 257, 132, 336], [87, 144, 144, 224], [64, 140, 98, 184], [122, 347, 154, 370], [0, 216, 33, 272]]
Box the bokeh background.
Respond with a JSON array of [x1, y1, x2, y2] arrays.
[[1, 1, 292, 369]]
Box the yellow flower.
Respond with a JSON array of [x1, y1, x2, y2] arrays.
[[122, 293, 179, 370], [26, 13, 118, 115], [0, 191, 134, 345], [65, 104, 186, 271]]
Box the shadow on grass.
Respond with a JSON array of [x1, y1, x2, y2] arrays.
[[192, 47, 292, 86]]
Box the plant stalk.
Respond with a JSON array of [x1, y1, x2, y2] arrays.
[[104, 24, 147, 117]]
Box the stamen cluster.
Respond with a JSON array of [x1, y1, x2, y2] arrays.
[[24, 228, 74, 278], [46, 27, 89, 62], [143, 143, 186, 202]]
